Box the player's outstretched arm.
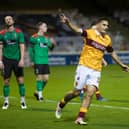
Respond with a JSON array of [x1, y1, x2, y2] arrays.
[[59, 13, 82, 34], [0, 43, 4, 69], [111, 51, 129, 72]]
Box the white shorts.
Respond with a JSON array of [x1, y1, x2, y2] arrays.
[[74, 65, 101, 90]]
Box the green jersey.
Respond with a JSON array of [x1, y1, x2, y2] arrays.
[[29, 33, 53, 64], [0, 28, 25, 60]]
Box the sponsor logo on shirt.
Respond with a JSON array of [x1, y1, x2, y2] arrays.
[[7, 40, 16, 45], [40, 42, 47, 48], [86, 38, 106, 51]]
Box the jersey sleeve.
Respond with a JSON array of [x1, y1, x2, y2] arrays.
[[29, 46, 34, 62], [30, 36, 36, 45], [106, 37, 114, 53], [0, 33, 3, 43], [81, 29, 87, 37], [29, 36, 35, 62], [19, 32, 25, 43]]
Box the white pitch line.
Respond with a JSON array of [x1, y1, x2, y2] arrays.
[[45, 99, 129, 111], [0, 96, 129, 111], [0, 96, 16, 99], [91, 104, 129, 111]]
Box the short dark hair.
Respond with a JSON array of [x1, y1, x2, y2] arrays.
[[91, 17, 109, 26], [36, 21, 44, 28]]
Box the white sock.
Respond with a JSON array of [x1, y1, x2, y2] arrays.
[[4, 97, 9, 103], [38, 91, 42, 98], [21, 96, 25, 103]]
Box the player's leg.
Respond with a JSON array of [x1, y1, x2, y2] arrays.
[[42, 74, 49, 97], [80, 86, 106, 101], [33, 64, 43, 101], [55, 65, 86, 119], [34, 64, 49, 101], [75, 85, 96, 125], [34, 74, 49, 101], [95, 88, 107, 101], [2, 78, 10, 109], [96, 88, 103, 100], [75, 67, 100, 125], [34, 74, 44, 101], [2, 58, 12, 109], [41, 64, 50, 93], [55, 89, 81, 119], [17, 76, 27, 109], [14, 63, 27, 109]]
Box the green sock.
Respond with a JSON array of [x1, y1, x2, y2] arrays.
[[3, 85, 10, 97], [42, 81, 47, 90], [19, 84, 25, 96], [36, 81, 43, 91]]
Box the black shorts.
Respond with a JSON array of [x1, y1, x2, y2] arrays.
[[34, 64, 50, 75], [3, 57, 24, 79]]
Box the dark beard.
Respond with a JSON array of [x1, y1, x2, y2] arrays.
[[6, 24, 13, 28]]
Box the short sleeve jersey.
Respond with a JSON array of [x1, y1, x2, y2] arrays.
[[79, 28, 113, 71], [0, 28, 25, 60], [30, 33, 52, 64]]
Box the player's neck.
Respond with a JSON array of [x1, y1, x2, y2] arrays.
[[37, 31, 44, 36], [7, 25, 15, 32]]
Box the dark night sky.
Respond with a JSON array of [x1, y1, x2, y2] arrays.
[[0, 0, 129, 13]]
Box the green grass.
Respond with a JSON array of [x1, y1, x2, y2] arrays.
[[0, 65, 129, 129]]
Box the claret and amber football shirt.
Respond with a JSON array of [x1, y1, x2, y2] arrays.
[[79, 28, 113, 71]]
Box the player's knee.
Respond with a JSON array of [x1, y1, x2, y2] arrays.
[[43, 78, 48, 83], [64, 90, 79, 102], [87, 90, 95, 98], [42, 76, 49, 82], [4, 79, 10, 85], [17, 77, 24, 84], [73, 90, 81, 96]]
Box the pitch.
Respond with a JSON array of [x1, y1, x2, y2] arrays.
[[0, 65, 129, 129]]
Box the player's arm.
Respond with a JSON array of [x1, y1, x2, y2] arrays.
[[0, 32, 4, 69], [0, 42, 3, 61], [19, 43, 25, 67], [29, 37, 35, 64], [59, 14, 82, 34], [48, 37, 56, 51], [110, 51, 129, 72], [20, 43, 25, 61], [0, 42, 4, 69], [19, 31, 25, 67], [106, 39, 129, 72]]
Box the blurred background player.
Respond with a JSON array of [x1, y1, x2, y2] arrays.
[[29, 21, 56, 101], [55, 14, 129, 125], [0, 15, 27, 109]]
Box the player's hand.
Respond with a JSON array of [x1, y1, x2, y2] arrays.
[[50, 37, 56, 46], [18, 59, 24, 67], [59, 13, 69, 24], [121, 64, 129, 72], [0, 61, 4, 69]]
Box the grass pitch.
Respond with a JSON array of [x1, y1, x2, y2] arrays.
[[0, 65, 129, 129]]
